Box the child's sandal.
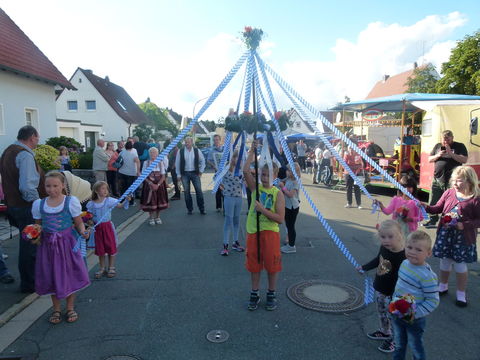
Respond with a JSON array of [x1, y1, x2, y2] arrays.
[[107, 267, 116, 278], [94, 268, 106, 279], [49, 310, 62, 324], [65, 310, 78, 323]]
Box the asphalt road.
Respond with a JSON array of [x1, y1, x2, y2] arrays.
[[2, 173, 479, 360]]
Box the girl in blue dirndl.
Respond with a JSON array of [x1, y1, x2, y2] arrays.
[[33, 171, 90, 324]]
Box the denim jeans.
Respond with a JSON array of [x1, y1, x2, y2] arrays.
[[393, 316, 426, 360], [181, 171, 204, 212], [7, 206, 35, 291], [223, 196, 242, 245], [428, 178, 448, 223]]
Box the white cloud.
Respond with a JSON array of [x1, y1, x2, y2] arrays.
[[267, 12, 467, 111]]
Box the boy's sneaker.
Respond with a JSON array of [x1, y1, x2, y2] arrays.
[[378, 339, 395, 353], [220, 246, 228, 256], [281, 244, 296, 254], [367, 330, 390, 340], [266, 291, 277, 311], [248, 291, 260, 311], [232, 242, 245, 252]]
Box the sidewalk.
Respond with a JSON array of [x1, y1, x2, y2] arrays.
[[0, 203, 144, 324]]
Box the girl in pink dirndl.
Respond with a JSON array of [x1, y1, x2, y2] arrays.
[[87, 181, 125, 279], [140, 147, 169, 225], [33, 171, 90, 324]]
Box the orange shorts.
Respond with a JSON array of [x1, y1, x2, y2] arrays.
[[245, 230, 282, 273]]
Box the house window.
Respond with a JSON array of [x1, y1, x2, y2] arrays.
[[67, 100, 78, 111], [296, 121, 301, 128], [0, 104, 4, 135], [116, 99, 127, 111], [25, 108, 39, 128], [86, 100, 96, 111]]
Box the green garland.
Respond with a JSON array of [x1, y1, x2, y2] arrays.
[[225, 110, 291, 134], [242, 27, 264, 51]]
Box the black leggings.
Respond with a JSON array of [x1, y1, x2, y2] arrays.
[[285, 206, 300, 246]]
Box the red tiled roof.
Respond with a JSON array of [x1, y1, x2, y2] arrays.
[[366, 68, 416, 99], [79, 68, 151, 125], [0, 8, 73, 89]]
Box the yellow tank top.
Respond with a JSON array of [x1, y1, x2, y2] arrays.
[[246, 184, 280, 234]]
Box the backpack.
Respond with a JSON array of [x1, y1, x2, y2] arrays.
[[112, 155, 124, 169]]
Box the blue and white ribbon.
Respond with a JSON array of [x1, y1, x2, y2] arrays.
[[262, 59, 428, 220]]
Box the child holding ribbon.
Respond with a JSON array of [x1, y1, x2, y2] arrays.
[[375, 176, 422, 238], [87, 181, 126, 279], [358, 220, 406, 353], [32, 171, 90, 324], [219, 150, 245, 256], [279, 162, 301, 254], [243, 141, 285, 311]]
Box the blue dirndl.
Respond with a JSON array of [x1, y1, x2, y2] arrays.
[[433, 226, 477, 263]]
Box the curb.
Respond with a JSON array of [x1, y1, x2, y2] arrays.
[[0, 210, 146, 330]]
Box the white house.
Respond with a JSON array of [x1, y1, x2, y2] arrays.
[[0, 9, 73, 152], [56, 68, 151, 149], [285, 108, 332, 135]]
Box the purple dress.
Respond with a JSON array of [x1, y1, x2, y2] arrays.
[[35, 196, 90, 299]]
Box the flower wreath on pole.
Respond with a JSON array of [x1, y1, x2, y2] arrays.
[[242, 26, 264, 51]]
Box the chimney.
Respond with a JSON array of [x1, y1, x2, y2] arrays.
[[105, 76, 110, 83], [383, 75, 390, 82], [84, 69, 92, 74], [414, 62, 418, 69]]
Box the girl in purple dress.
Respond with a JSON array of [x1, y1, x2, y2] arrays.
[[32, 171, 90, 324]]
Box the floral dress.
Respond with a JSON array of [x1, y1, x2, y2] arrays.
[[433, 201, 478, 263]]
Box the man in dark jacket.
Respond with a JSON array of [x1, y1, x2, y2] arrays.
[[0, 126, 46, 293]]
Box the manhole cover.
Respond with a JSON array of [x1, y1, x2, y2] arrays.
[[206, 329, 229, 343], [105, 356, 141, 360], [287, 280, 365, 313]]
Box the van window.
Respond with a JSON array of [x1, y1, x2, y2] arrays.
[[422, 118, 432, 136]]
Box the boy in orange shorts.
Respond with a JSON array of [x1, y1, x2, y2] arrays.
[[243, 142, 285, 310]]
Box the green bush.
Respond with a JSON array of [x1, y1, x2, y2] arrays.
[[34, 145, 60, 172], [45, 136, 82, 152], [78, 150, 93, 169]]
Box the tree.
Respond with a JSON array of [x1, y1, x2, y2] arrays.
[[132, 123, 153, 140], [436, 30, 480, 95], [138, 101, 179, 137], [405, 63, 438, 93]]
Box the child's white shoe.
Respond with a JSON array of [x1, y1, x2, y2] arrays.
[[155, 218, 162, 225], [149, 219, 156, 226]]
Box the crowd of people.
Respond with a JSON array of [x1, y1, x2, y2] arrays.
[[0, 126, 479, 360]]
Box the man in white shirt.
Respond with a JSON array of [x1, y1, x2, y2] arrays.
[[92, 139, 110, 182], [175, 137, 206, 215], [313, 145, 323, 184]]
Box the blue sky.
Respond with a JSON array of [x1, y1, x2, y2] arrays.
[[1, 0, 479, 119]]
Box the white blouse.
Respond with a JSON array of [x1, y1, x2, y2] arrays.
[[32, 196, 82, 219]]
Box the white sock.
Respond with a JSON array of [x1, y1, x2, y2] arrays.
[[439, 283, 448, 292], [456, 290, 466, 302]]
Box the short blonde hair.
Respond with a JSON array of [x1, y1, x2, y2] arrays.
[[261, 162, 279, 176], [407, 230, 432, 250], [450, 165, 480, 197], [376, 220, 404, 243]]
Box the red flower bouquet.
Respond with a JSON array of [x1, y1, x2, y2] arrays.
[[22, 224, 42, 245], [395, 206, 409, 220], [80, 211, 94, 228], [389, 294, 416, 323], [440, 212, 459, 227]]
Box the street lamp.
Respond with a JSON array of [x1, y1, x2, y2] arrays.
[[192, 96, 209, 143], [193, 96, 209, 118]]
